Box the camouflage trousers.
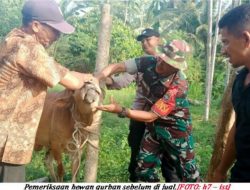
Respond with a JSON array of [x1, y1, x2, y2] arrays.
[[136, 124, 201, 182]]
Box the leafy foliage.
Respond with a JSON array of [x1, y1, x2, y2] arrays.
[[0, 0, 22, 40], [55, 14, 142, 72], [109, 19, 142, 63]]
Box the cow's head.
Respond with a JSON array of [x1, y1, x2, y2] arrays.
[[73, 77, 103, 115], [53, 77, 103, 126]]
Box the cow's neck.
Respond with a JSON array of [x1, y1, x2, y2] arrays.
[[70, 103, 93, 126]]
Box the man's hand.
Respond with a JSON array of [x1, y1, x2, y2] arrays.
[[104, 77, 113, 86], [95, 73, 106, 82], [83, 73, 95, 82], [96, 96, 122, 114], [60, 71, 95, 90]]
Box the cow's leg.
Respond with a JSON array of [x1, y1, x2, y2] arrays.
[[71, 150, 83, 182], [45, 150, 57, 182], [51, 147, 64, 182]]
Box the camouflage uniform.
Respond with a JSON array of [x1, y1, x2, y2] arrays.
[[107, 72, 179, 182], [125, 56, 201, 182]]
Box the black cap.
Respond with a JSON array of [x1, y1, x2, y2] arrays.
[[22, 0, 75, 34], [136, 28, 160, 41]]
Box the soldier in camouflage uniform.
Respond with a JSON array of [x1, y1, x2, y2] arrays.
[[96, 39, 201, 182], [105, 28, 179, 182]]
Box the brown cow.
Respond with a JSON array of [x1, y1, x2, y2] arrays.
[[34, 78, 103, 182]]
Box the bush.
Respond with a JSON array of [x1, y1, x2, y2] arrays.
[[54, 15, 142, 73], [0, 0, 22, 39]]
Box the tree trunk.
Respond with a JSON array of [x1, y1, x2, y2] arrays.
[[210, 0, 222, 88], [124, 0, 128, 24], [83, 110, 103, 182], [84, 3, 112, 182], [206, 71, 236, 181], [225, 62, 231, 87], [95, 3, 112, 73], [204, 0, 213, 121]]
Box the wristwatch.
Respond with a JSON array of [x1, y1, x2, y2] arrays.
[[117, 107, 128, 118]]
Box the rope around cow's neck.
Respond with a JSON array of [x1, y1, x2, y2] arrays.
[[67, 104, 101, 181], [67, 104, 100, 151]]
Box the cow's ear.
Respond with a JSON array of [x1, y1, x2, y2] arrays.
[[74, 87, 86, 101], [54, 90, 74, 107]]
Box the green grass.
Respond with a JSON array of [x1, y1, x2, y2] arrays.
[[191, 105, 217, 178], [27, 86, 217, 182]]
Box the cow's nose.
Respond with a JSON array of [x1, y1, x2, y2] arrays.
[[85, 90, 98, 103]]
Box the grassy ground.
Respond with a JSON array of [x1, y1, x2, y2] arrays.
[[26, 85, 218, 182]]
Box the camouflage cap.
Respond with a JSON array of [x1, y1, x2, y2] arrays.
[[156, 39, 191, 71]]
